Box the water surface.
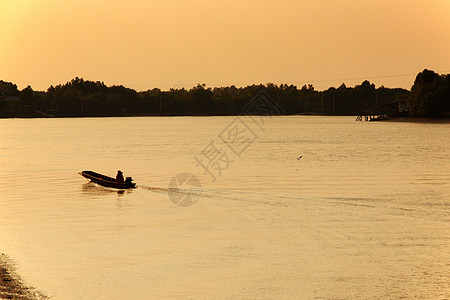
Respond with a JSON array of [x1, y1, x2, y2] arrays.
[[0, 116, 448, 299]]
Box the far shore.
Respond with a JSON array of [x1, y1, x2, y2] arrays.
[[0, 254, 47, 300], [1, 113, 450, 123], [380, 116, 450, 123]]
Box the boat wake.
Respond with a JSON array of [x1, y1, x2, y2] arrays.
[[138, 185, 203, 198], [138, 184, 290, 208]]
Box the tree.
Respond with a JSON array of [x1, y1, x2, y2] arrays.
[[409, 69, 450, 116], [0, 80, 19, 97], [189, 84, 213, 113], [20, 86, 35, 105]]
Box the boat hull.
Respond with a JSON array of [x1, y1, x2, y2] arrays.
[[79, 170, 136, 189]]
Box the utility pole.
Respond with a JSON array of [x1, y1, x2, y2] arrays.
[[159, 92, 162, 114], [276, 90, 279, 111], [80, 94, 83, 115], [333, 91, 336, 115]]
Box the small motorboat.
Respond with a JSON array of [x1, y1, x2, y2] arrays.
[[79, 170, 136, 189]]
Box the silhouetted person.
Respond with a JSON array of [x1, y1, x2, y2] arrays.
[[116, 170, 124, 183]]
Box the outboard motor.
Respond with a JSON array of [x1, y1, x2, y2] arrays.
[[125, 177, 133, 184]]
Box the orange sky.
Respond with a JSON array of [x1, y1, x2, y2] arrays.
[[1, 0, 449, 91]]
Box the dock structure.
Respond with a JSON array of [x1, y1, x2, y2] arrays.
[[355, 110, 388, 121], [356, 100, 408, 121]]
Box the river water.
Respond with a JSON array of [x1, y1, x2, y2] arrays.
[[0, 116, 448, 299]]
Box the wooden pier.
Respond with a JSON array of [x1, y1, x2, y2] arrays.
[[355, 111, 388, 121]]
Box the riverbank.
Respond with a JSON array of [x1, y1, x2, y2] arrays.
[[382, 116, 450, 123], [0, 254, 47, 300]]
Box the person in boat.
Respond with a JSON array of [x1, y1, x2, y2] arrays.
[[116, 170, 124, 183]]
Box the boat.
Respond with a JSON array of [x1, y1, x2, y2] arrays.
[[79, 170, 136, 189]]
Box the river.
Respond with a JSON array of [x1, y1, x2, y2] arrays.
[[0, 116, 448, 299]]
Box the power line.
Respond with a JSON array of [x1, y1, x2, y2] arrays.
[[3, 69, 450, 90]]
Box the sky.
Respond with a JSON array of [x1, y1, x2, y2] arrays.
[[1, 0, 449, 91]]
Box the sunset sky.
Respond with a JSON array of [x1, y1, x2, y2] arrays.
[[1, 0, 449, 91]]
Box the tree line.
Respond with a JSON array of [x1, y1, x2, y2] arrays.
[[0, 69, 448, 118]]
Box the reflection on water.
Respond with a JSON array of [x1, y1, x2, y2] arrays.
[[81, 182, 132, 197]]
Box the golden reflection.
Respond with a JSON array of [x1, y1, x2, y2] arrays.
[[81, 182, 131, 197]]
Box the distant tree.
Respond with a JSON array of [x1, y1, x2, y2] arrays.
[[321, 87, 336, 114], [189, 84, 213, 113], [2, 71, 448, 118], [410, 69, 450, 116], [20, 85, 35, 105], [338, 83, 346, 90], [0, 80, 19, 97]]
